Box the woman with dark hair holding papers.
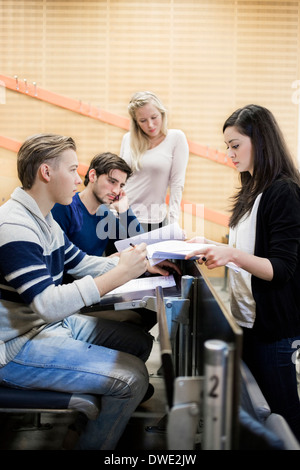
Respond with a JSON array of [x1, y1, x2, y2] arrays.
[[186, 104, 300, 442]]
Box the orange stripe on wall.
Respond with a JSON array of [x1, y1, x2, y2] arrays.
[[0, 134, 229, 227], [0, 74, 234, 168], [203, 207, 229, 226], [168, 194, 229, 227], [0, 74, 130, 131], [78, 163, 89, 176], [0, 136, 89, 176], [188, 141, 233, 168], [0, 136, 21, 153]]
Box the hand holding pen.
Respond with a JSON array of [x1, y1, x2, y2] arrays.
[[118, 242, 148, 278], [131, 243, 182, 277], [130, 242, 149, 261]]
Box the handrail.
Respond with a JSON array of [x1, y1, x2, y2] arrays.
[[0, 135, 229, 227], [0, 135, 20, 153], [0, 74, 234, 169], [0, 75, 129, 130], [0, 135, 90, 177]]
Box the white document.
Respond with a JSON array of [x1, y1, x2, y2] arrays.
[[147, 240, 213, 265], [114, 223, 186, 252], [146, 240, 240, 272], [147, 240, 213, 258], [106, 274, 176, 296]]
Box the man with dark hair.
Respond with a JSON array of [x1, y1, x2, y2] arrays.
[[52, 151, 171, 330], [52, 151, 143, 256]]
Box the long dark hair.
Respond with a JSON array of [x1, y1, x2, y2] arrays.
[[223, 104, 300, 227]]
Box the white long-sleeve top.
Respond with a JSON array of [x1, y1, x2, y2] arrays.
[[120, 129, 189, 224]]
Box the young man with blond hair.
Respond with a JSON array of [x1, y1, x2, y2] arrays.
[[0, 133, 173, 450]]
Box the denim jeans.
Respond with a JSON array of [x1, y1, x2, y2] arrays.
[[242, 327, 300, 442], [0, 314, 153, 449]]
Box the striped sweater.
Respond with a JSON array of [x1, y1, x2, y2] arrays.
[[0, 187, 118, 367]]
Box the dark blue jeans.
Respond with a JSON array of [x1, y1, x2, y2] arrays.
[[242, 327, 300, 442]]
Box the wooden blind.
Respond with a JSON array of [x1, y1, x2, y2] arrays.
[[1, 0, 299, 240]]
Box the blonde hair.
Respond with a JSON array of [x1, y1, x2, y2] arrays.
[[127, 91, 168, 170], [17, 133, 76, 189]]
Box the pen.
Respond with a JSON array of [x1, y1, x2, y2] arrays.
[[130, 243, 149, 260]]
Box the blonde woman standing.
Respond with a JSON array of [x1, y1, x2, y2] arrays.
[[120, 91, 189, 232]]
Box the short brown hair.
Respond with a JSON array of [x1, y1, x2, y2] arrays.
[[17, 133, 76, 189], [84, 152, 132, 186]]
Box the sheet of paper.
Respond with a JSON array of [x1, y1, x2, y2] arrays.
[[147, 240, 213, 257], [114, 223, 185, 252], [106, 274, 176, 296], [146, 240, 240, 272]]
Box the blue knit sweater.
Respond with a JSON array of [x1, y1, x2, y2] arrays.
[[52, 192, 143, 257]]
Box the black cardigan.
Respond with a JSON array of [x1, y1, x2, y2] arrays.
[[251, 178, 300, 341]]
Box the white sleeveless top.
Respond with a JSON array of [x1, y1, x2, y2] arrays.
[[228, 194, 262, 328]]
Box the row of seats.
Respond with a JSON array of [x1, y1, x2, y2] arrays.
[[0, 387, 100, 432], [1, 274, 299, 450], [239, 362, 300, 450], [1, 356, 298, 449]]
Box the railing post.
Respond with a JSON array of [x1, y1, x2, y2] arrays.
[[202, 339, 229, 450]]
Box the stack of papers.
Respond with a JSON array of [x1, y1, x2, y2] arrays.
[[114, 222, 185, 252], [146, 240, 240, 272], [146, 240, 213, 264], [107, 274, 176, 295], [114, 223, 240, 273]]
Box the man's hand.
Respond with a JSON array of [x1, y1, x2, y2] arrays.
[[118, 242, 148, 278], [146, 259, 182, 276], [111, 190, 129, 214], [94, 243, 148, 296]]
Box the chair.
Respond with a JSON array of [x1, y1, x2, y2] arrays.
[[239, 362, 300, 450], [155, 285, 202, 450], [0, 386, 100, 430]]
